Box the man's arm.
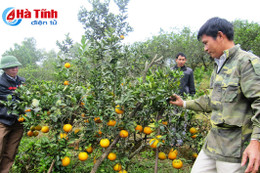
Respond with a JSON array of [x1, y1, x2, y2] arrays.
[[188, 70, 196, 95], [240, 56, 260, 172]]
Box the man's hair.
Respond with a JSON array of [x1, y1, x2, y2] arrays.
[[176, 52, 186, 59], [197, 17, 234, 41]]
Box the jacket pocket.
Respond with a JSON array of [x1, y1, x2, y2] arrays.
[[222, 78, 240, 102], [205, 127, 242, 158]]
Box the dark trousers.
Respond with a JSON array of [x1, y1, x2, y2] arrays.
[[0, 122, 23, 173]]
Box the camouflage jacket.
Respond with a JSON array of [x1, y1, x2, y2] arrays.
[[186, 45, 260, 162]]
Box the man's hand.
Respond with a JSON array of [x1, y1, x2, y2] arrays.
[[169, 94, 184, 107], [241, 140, 260, 173]]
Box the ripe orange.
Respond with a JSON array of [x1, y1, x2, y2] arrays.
[[27, 130, 33, 137], [18, 117, 25, 122], [158, 152, 167, 160], [119, 130, 129, 138], [107, 120, 116, 126], [94, 117, 102, 123], [192, 152, 198, 158], [119, 170, 127, 173], [60, 133, 68, 139], [107, 152, 117, 161], [113, 163, 122, 171], [172, 159, 183, 169], [191, 134, 197, 139], [149, 138, 159, 148], [168, 150, 177, 160], [100, 138, 110, 148], [25, 109, 31, 112], [162, 121, 168, 125], [115, 105, 124, 114], [64, 81, 69, 85], [74, 129, 80, 134], [135, 125, 143, 133], [120, 35, 125, 39], [62, 156, 70, 167], [64, 63, 71, 68], [41, 126, 49, 133], [86, 146, 93, 153], [78, 152, 88, 161], [143, 127, 153, 135], [189, 127, 198, 134], [63, 124, 72, 132]]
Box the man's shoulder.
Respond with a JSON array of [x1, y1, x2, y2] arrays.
[[184, 67, 194, 73]]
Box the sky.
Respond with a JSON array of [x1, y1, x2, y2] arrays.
[[0, 0, 260, 56]]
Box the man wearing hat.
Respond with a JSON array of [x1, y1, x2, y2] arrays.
[[0, 55, 25, 173]]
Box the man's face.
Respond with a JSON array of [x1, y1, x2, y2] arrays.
[[4, 66, 19, 77], [176, 55, 187, 67], [201, 34, 223, 59]]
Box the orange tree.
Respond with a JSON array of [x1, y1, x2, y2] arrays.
[[10, 27, 205, 172], [9, 3, 205, 173]]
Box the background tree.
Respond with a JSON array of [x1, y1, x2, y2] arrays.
[[233, 20, 260, 56], [3, 37, 44, 66], [78, 0, 133, 41]]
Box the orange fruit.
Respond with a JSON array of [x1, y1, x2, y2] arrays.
[[27, 130, 33, 137], [168, 150, 177, 160], [60, 133, 68, 139], [107, 152, 117, 161], [135, 125, 143, 133], [18, 117, 25, 122], [95, 130, 102, 137], [143, 127, 153, 135], [84, 119, 89, 123], [25, 109, 31, 112], [81, 113, 85, 117], [64, 81, 69, 85], [119, 130, 129, 138], [78, 152, 88, 161], [120, 35, 125, 39], [115, 105, 124, 114], [107, 120, 116, 126], [62, 156, 70, 167], [74, 129, 80, 134], [100, 138, 110, 148], [41, 126, 49, 133], [191, 134, 197, 139], [113, 163, 122, 171], [149, 138, 159, 148], [189, 127, 198, 134], [63, 124, 72, 132], [94, 117, 102, 123], [33, 131, 39, 136], [192, 152, 198, 158], [35, 125, 42, 131], [158, 152, 167, 160], [86, 146, 93, 153], [172, 159, 183, 169], [119, 170, 127, 173], [162, 121, 168, 125], [64, 63, 71, 68]]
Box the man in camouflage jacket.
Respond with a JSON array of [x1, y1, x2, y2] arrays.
[[170, 17, 260, 173]]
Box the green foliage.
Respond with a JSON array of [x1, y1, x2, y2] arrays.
[[233, 20, 260, 56], [78, 0, 133, 41], [3, 38, 44, 66]]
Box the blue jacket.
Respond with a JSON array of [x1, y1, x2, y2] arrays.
[[0, 73, 25, 125]]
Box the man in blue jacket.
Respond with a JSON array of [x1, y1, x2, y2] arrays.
[[0, 55, 25, 173]]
